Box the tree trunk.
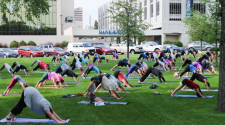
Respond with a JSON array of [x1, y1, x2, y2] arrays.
[[134, 37, 136, 45], [200, 40, 202, 51], [217, 0, 225, 112], [127, 35, 130, 58]]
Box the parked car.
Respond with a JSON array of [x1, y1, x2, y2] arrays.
[[55, 47, 70, 56], [0, 48, 18, 58], [67, 42, 96, 55], [164, 44, 185, 53], [111, 43, 143, 54], [91, 43, 104, 46], [94, 45, 115, 55], [186, 41, 214, 51], [10, 48, 19, 54], [140, 41, 167, 52], [39, 45, 58, 57], [18, 46, 45, 58]]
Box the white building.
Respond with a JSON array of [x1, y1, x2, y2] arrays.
[[98, 0, 206, 45], [74, 7, 83, 29]]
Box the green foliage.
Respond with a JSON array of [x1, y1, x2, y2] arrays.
[[28, 41, 37, 46], [19, 40, 27, 47], [55, 43, 64, 48], [62, 41, 69, 47], [172, 41, 183, 47], [94, 20, 98, 29], [164, 40, 172, 44], [0, 0, 50, 23], [210, 47, 220, 52], [10, 40, 18, 48]]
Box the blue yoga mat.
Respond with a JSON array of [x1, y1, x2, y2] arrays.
[[0, 118, 70, 123], [171, 94, 214, 98]]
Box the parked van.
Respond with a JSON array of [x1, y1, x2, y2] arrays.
[[67, 42, 96, 55]]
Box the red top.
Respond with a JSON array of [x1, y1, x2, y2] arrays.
[[157, 50, 161, 55], [39, 62, 47, 69], [186, 79, 199, 89]]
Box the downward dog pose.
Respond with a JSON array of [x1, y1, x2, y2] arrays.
[[3, 75, 28, 94], [12, 65, 30, 76], [83, 52, 90, 60], [178, 64, 198, 79], [92, 56, 101, 65], [137, 52, 148, 61], [186, 49, 195, 58], [138, 67, 168, 84], [206, 51, 216, 61], [158, 51, 168, 59], [11, 62, 20, 69], [98, 55, 109, 64], [82, 64, 102, 79], [193, 48, 203, 57], [61, 69, 79, 83], [171, 79, 206, 98], [152, 59, 169, 72], [63, 55, 70, 63], [164, 57, 176, 70], [125, 64, 143, 78], [70, 59, 84, 74], [179, 59, 192, 70], [182, 73, 211, 91], [169, 52, 176, 63], [30, 60, 50, 72], [199, 54, 213, 64], [103, 73, 127, 93], [51, 56, 58, 63], [112, 52, 119, 60], [94, 75, 124, 99], [197, 57, 217, 74], [136, 61, 148, 73], [180, 49, 188, 59], [84, 77, 104, 103], [192, 61, 204, 75], [175, 53, 184, 63], [78, 54, 88, 66], [0, 63, 13, 73], [55, 58, 68, 66], [111, 61, 131, 71], [35, 72, 62, 88], [5, 87, 66, 123], [150, 52, 159, 62], [113, 70, 136, 88]]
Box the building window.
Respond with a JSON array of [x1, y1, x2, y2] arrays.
[[169, 3, 181, 14], [139, 2, 142, 20], [144, 7, 147, 20], [156, 1, 160, 16], [150, 4, 153, 17], [194, 3, 206, 14], [144, 0, 147, 6], [150, 0, 153, 3]]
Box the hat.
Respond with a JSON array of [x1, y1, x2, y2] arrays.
[[91, 76, 100, 83]]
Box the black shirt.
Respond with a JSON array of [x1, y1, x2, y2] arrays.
[[113, 70, 121, 78]]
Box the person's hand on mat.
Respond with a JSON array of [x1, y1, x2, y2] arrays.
[[5, 112, 15, 121], [171, 94, 175, 97], [29, 66, 32, 69], [165, 82, 168, 84]]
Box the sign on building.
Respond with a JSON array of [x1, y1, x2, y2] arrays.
[[99, 30, 120, 35], [186, 0, 192, 18]]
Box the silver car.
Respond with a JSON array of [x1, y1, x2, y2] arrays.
[[0, 48, 18, 58], [186, 41, 214, 51]]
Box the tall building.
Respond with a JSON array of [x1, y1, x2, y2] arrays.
[[98, 0, 207, 45], [74, 7, 83, 29]]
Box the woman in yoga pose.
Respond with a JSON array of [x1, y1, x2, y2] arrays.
[[5, 87, 66, 123], [113, 70, 136, 88], [30, 60, 50, 72]]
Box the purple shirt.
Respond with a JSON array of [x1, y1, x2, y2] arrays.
[[192, 62, 201, 69]]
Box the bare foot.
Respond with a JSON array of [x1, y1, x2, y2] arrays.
[[6, 112, 15, 121], [165, 82, 168, 84]]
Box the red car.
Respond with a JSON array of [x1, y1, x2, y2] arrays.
[[55, 47, 70, 56], [18, 46, 45, 58], [94, 45, 115, 55]]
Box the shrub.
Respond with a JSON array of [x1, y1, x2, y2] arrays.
[[164, 40, 172, 44], [19, 40, 27, 47], [172, 41, 183, 47], [54, 42, 64, 48], [210, 47, 220, 52], [62, 41, 69, 47], [28, 41, 37, 46], [2, 43, 8, 48], [10, 40, 19, 48]]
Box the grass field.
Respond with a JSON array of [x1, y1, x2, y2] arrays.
[[0, 54, 222, 125]]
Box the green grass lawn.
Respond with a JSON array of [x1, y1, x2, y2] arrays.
[[0, 54, 222, 125]]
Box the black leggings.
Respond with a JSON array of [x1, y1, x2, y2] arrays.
[[181, 59, 192, 67], [84, 54, 89, 60], [196, 89, 204, 97], [137, 54, 143, 60], [153, 62, 159, 67], [83, 66, 93, 77], [52, 56, 57, 62], [61, 69, 78, 78], [11, 62, 18, 69], [180, 65, 191, 77], [11, 91, 26, 115], [140, 69, 165, 83], [32, 63, 40, 71], [13, 65, 26, 74]]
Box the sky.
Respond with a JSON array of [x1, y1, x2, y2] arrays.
[[74, 0, 111, 29]]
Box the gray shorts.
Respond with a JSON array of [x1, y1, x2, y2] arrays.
[[89, 94, 97, 102]]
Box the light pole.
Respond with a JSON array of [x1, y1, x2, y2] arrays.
[[60, 15, 63, 35]]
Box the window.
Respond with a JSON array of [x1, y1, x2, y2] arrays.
[[73, 44, 78, 47], [144, 0, 147, 6], [144, 7, 147, 20], [44, 46, 48, 48], [156, 1, 160, 16], [170, 3, 181, 14], [139, 2, 142, 20], [150, 0, 153, 3], [193, 3, 206, 14], [150, 4, 153, 17]]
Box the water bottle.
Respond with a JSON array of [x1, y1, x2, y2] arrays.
[[7, 117, 11, 125]]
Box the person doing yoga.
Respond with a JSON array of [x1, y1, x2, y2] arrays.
[[3, 75, 28, 95], [179, 59, 192, 70], [192, 61, 204, 75], [12, 64, 30, 76], [113, 70, 136, 88], [178, 64, 197, 79], [112, 52, 119, 60], [111, 60, 131, 71], [138, 67, 168, 84], [171, 79, 206, 98], [61, 69, 79, 83], [35, 72, 63, 88], [125, 64, 143, 78], [30, 60, 50, 72], [5, 87, 66, 123], [11, 62, 20, 69], [82, 64, 101, 79], [98, 55, 109, 64], [0, 63, 13, 73]]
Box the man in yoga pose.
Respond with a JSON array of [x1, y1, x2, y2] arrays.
[[196, 57, 217, 74], [112, 52, 119, 60], [136, 61, 148, 73], [30, 60, 50, 72], [92, 55, 101, 65], [179, 59, 192, 70], [0, 63, 13, 73], [111, 60, 131, 71], [78, 53, 89, 66], [175, 53, 185, 63], [152, 59, 169, 72], [125, 64, 143, 78], [137, 52, 148, 61], [5, 87, 66, 123], [171, 79, 206, 98], [63, 55, 70, 63], [12, 64, 30, 76], [113, 70, 136, 88], [3, 75, 28, 95], [11, 62, 20, 69], [138, 67, 168, 84], [61, 69, 79, 83], [82, 64, 101, 79], [178, 64, 198, 79], [70, 59, 84, 74], [98, 55, 109, 64], [94, 75, 124, 99], [51, 56, 58, 63]]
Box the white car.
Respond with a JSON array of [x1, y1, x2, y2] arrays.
[[140, 41, 167, 52], [67, 42, 96, 55]]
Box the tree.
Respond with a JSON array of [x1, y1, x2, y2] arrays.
[[0, 0, 50, 23], [107, 0, 150, 58], [19, 40, 27, 47], [28, 41, 37, 46], [94, 20, 98, 29], [62, 41, 69, 47], [217, 0, 224, 113], [10, 40, 18, 48], [183, 11, 209, 51]]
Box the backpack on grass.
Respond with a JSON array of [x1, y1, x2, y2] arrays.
[[149, 83, 157, 89]]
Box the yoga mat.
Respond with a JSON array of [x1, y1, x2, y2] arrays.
[[181, 89, 218, 92], [128, 74, 140, 76], [0, 118, 70, 123], [66, 81, 83, 83], [50, 63, 61, 64], [123, 87, 141, 88], [171, 94, 214, 98], [45, 85, 72, 87], [78, 101, 129, 105], [113, 69, 128, 71], [34, 71, 47, 73], [127, 79, 140, 80], [9, 75, 31, 76], [127, 77, 152, 79], [97, 96, 117, 99], [37, 87, 67, 89], [137, 82, 174, 84], [99, 90, 130, 93]]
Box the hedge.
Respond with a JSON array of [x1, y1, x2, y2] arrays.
[[10, 40, 19, 48]]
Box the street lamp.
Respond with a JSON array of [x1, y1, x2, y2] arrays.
[[60, 15, 63, 35]]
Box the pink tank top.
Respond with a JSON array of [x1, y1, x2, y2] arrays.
[[39, 62, 47, 69]]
